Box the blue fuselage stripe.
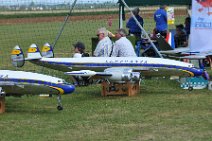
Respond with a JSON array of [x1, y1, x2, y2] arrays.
[[43, 61, 203, 76], [0, 78, 74, 94]]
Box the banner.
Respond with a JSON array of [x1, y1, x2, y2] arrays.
[[167, 7, 175, 25], [190, 0, 212, 52]]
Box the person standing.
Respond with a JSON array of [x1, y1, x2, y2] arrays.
[[93, 27, 113, 57], [184, 16, 191, 36], [126, 7, 144, 37], [111, 28, 137, 57], [174, 24, 187, 47], [154, 5, 168, 38]]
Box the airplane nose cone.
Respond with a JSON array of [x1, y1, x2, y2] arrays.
[[63, 85, 75, 94]]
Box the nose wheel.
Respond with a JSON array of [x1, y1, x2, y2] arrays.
[[188, 86, 193, 91], [57, 95, 63, 111], [57, 105, 63, 111]]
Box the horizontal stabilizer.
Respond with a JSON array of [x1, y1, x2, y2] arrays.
[[25, 57, 41, 60]]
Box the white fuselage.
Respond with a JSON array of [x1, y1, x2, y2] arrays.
[[31, 57, 204, 78], [0, 70, 75, 95]]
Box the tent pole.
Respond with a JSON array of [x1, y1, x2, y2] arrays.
[[120, 0, 163, 58]]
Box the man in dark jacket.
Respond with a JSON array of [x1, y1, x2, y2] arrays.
[[126, 7, 144, 37]]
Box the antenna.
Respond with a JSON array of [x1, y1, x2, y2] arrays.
[[52, 0, 78, 49]]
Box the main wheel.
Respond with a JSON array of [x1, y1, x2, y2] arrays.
[[57, 106, 63, 111], [188, 86, 193, 91]]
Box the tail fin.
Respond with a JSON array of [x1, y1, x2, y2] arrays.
[[11, 45, 25, 67], [165, 31, 175, 49], [156, 33, 174, 51], [41, 43, 54, 58], [26, 43, 42, 60]]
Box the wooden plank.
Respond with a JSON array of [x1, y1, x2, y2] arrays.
[[101, 81, 140, 96]]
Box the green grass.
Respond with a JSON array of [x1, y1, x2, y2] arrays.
[[0, 13, 212, 141], [0, 79, 211, 141], [0, 15, 184, 70]]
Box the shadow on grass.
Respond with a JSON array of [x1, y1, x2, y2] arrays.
[[5, 96, 60, 114]]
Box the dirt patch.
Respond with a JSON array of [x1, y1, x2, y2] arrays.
[[0, 14, 119, 25], [0, 9, 187, 25]]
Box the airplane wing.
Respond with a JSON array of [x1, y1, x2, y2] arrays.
[[161, 49, 212, 59], [65, 68, 141, 82], [0, 81, 24, 88], [65, 70, 112, 77], [0, 81, 16, 86], [180, 55, 207, 60], [65, 65, 194, 83], [160, 47, 190, 55]]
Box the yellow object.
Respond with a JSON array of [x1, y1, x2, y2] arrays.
[[107, 30, 115, 37], [11, 49, 21, 55], [28, 47, 37, 53], [49, 86, 64, 94], [42, 46, 50, 52]]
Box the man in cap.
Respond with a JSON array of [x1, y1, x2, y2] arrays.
[[73, 41, 89, 58], [93, 27, 113, 57]]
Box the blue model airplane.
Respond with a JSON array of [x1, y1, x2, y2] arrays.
[[0, 70, 75, 110], [11, 43, 208, 90]]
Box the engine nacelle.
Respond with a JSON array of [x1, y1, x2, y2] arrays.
[[104, 68, 140, 83], [131, 72, 140, 81], [107, 72, 140, 82]]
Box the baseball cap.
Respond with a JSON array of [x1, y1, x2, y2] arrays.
[[73, 42, 85, 50]]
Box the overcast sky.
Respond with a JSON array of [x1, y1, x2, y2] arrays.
[[0, 0, 118, 6]]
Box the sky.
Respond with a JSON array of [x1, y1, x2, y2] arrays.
[[0, 0, 117, 6]]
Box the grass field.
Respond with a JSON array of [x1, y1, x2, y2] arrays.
[[0, 17, 181, 70], [0, 13, 212, 141], [0, 78, 212, 141]]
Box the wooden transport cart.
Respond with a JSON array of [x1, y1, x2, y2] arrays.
[[101, 81, 140, 96]]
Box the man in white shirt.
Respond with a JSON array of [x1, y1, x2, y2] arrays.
[[94, 27, 113, 57], [111, 28, 137, 57]]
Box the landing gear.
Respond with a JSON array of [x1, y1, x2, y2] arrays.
[[56, 95, 63, 111], [57, 105, 63, 111], [188, 86, 193, 91], [73, 76, 93, 86]]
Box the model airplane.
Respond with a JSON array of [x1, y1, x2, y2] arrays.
[[155, 34, 212, 57], [151, 34, 212, 70], [0, 70, 75, 110], [11, 43, 207, 89]]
